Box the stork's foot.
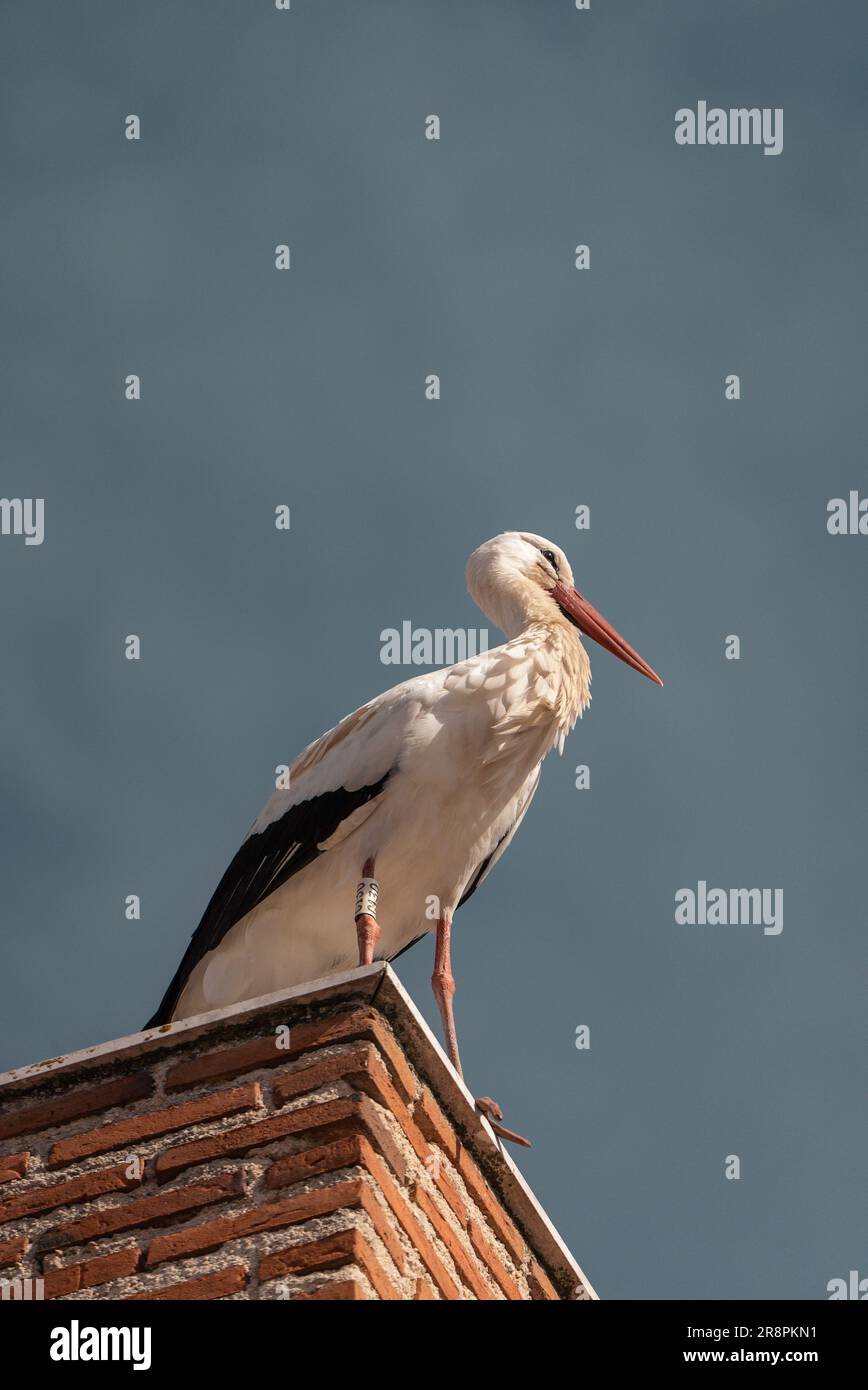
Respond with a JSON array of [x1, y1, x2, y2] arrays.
[[476, 1096, 532, 1148]]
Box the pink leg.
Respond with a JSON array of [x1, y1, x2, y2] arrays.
[[431, 912, 531, 1149], [431, 911, 463, 1077], [355, 857, 380, 966]]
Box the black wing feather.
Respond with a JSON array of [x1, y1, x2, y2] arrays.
[[145, 774, 390, 1027]]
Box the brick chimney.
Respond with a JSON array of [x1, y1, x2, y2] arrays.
[[0, 964, 596, 1301]]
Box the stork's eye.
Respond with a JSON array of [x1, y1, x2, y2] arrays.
[[541, 549, 558, 571]]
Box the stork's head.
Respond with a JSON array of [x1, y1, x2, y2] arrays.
[[467, 531, 662, 685]]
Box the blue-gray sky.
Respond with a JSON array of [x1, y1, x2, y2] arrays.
[[1, 0, 865, 1299]]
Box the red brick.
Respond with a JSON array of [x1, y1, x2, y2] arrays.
[[366, 1190, 409, 1275], [48, 1082, 262, 1166], [0, 1072, 153, 1142], [44, 1245, 141, 1299], [343, 1049, 413, 1127], [267, 1136, 404, 1278], [429, 1166, 468, 1230], [289, 1278, 368, 1301], [468, 1218, 523, 1300], [332, 1229, 402, 1302], [38, 1170, 242, 1251], [413, 1184, 493, 1300], [164, 1007, 417, 1104], [259, 1227, 399, 1301], [0, 1152, 29, 1184], [408, 1147, 469, 1232], [271, 1043, 381, 1105], [259, 1228, 358, 1282], [147, 1178, 364, 1265], [527, 1261, 560, 1301], [127, 1265, 248, 1300], [273, 1040, 412, 1131], [360, 1145, 460, 1300], [279, 1160, 404, 1272], [155, 1094, 405, 1184], [344, 1060, 431, 1166], [358, 1184, 406, 1275], [336, 1013, 419, 1105], [414, 1084, 456, 1153], [145, 1176, 400, 1273], [365, 1067, 489, 1259], [415, 1086, 527, 1266], [268, 1133, 407, 1275], [266, 1135, 368, 1191], [270, 1130, 411, 1274], [269, 1045, 370, 1100], [0, 1236, 27, 1268], [0, 1162, 141, 1224]]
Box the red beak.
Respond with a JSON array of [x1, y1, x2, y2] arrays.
[[552, 582, 663, 686]]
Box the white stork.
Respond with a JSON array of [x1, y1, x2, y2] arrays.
[[146, 532, 662, 1145]]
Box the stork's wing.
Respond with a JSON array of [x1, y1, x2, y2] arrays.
[[145, 686, 425, 1027], [389, 765, 542, 969], [458, 765, 541, 907]]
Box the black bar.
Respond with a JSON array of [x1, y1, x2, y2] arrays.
[[2, 1297, 861, 1375]]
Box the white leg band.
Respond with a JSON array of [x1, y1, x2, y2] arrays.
[[355, 877, 379, 920]]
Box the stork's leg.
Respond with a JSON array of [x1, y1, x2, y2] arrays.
[[431, 911, 463, 1077], [431, 912, 531, 1149], [354, 857, 380, 966]]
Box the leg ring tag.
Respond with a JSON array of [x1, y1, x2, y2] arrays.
[[355, 877, 379, 920]]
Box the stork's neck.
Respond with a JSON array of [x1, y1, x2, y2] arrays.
[[472, 580, 591, 741], [484, 585, 548, 642], [516, 617, 591, 739]]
